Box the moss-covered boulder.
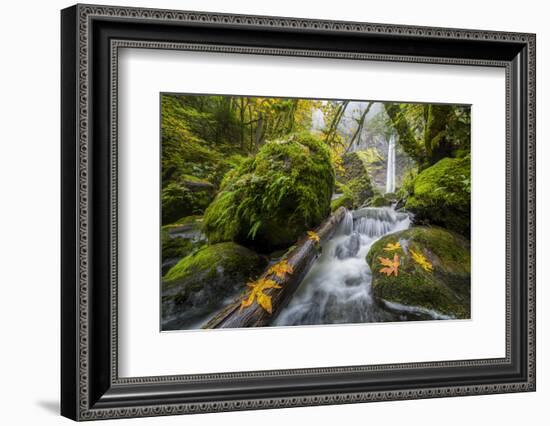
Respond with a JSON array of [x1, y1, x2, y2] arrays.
[[367, 193, 398, 208], [366, 226, 470, 319], [331, 192, 354, 211], [405, 156, 470, 237], [161, 177, 215, 224], [203, 132, 335, 252], [337, 152, 376, 207], [162, 242, 267, 329]]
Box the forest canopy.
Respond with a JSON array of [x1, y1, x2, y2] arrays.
[[160, 93, 471, 330]]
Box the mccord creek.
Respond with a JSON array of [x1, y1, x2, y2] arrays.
[[160, 96, 472, 331]]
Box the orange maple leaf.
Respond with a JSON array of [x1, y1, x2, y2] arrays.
[[268, 259, 294, 278], [378, 254, 400, 277]]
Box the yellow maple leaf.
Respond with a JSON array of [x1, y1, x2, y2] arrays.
[[239, 278, 282, 314], [307, 230, 321, 244], [410, 248, 433, 272], [268, 259, 294, 278], [383, 242, 401, 251], [378, 254, 400, 277]]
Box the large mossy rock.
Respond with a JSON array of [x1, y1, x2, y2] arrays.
[[336, 151, 377, 208], [162, 242, 267, 329], [366, 226, 470, 319], [405, 155, 470, 237], [203, 132, 335, 252]]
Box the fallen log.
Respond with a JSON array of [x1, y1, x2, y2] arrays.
[[203, 207, 348, 329]]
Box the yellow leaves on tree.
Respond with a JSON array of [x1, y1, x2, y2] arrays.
[[240, 278, 282, 314], [410, 248, 433, 272], [307, 230, 321, 244], [378, 254, 400, 277], [329, 145, 346, 175], [268, 259, 294, 279], [383, 242, 401, 252]]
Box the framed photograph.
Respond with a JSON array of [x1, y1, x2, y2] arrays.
[[61, 4, 536, 421]]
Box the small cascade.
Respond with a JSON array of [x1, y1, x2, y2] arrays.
[[352, 207, 409, 238], [275, 207, 417, 326], [385, 135, 396, 194], [340, 209, 354, 235]]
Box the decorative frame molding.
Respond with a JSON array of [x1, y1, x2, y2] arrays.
[[61, 3, 536, 421]]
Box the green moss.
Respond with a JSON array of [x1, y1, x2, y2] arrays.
[[163, 215, 203, 229], [203, 132, 335, 252], [355, 148, 384, 166], [163, 242, 266, 299], [162, 230, 195, 260], [405, 156, 471, 237], [162, 242, 267, 329], [367, 193, 397, 207], [161, 216, 205, 260], [337, 152, 376, 208], [161, 181, 215, 224], [366, 226, 470, 318], [162, 97, 222, 182], [396, 167, 418, 199], [348, 176, 375, 207], [331, 193, 354, 211]]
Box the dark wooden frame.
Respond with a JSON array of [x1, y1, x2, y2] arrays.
[[61, 3, 536, 421]]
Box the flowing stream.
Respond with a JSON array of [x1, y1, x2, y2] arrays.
[[385, 135, 396, 194], [274, 207, 450, 326]]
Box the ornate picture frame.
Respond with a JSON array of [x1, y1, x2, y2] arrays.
[[61, 4, 535, 421]]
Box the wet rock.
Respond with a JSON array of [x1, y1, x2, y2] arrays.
[[366, 226, 470, 319], [162, 243, 267, 329], [334, 232, 361, 259]]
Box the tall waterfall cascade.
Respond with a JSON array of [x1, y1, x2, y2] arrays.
[[385, 135, 396, 194]]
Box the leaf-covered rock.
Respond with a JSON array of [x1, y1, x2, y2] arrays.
[[405, 155, 470, 237], [162, 242, 267, 330], [366, 226, 470, 319], [203, 132, 335, 252]]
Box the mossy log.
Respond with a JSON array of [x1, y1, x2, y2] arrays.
[[203, 207, 347, 329]]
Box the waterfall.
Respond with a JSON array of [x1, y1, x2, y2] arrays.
[[274, 207, 417, 326], [385, 135, 396, 194], [310, 108, 325, 132], [341, 209, 354, 235]]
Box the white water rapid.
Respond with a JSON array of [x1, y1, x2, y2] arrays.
[[385, 135, 396, 194], [274, 207, 449, 326]]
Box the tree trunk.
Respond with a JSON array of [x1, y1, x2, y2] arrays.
[[239, 98, 246, 150], [345, 101, 374, 153], [324, 101, 349, 146], [203, 207, 348, 329], [384, 103, 423, 163], [255, 114, 264, 149]]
